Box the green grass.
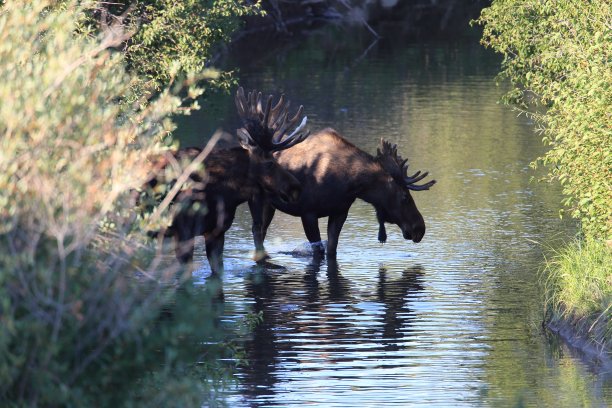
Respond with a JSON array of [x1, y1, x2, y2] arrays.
[[543, 239, 612, 352]]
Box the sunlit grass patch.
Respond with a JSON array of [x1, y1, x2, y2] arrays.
[[543, 239, 612, 351]]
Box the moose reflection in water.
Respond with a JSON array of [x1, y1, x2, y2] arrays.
[[142, 87, 309, 273], [240, 260, 425, 400], [247, 118, 437, 260]]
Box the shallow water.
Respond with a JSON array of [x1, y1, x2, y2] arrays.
[[176, 27, 611, 407]]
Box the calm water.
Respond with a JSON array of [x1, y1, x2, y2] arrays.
[[176, 27, 611, 407]]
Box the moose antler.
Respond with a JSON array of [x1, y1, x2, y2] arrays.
[[235, 87, 309, 152], [376, 138, 436, 191]]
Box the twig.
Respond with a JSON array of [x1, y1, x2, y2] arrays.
[[147, 130, 223, 225], [344, 36, 379, 74], [337, 0, 380, 39]]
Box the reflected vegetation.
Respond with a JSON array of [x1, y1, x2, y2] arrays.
[[176, 26, 610, 407]]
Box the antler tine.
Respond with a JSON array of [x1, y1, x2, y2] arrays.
[[377, 137, 435, 191], [407, 170, 421, 179], [278, 106, 303, 139], [406, 179, 436, 191], [262, 94, 273, 128], [287, 105, 305, 128], [287, 115, 308, 138], [267, 97, 286, 131], [235, 87, 248, 118], [235, 86, 310, 152], [405, 171, 429, 184], [391, 144, 399, 162], [269, 94, 286, 124], [400, 158, 409, 174], [273, 105, 304, 142], [271, 99, 290, 130], [248, 90, 257, 117], [271, 108, 288, 134], [270, 118, 310, 152], [256, 92, 264, 117], [236, 126, 256, 147], [256, 92, 263, 117]]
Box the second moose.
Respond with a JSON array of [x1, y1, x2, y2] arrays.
[[142, 87, 309, 273]]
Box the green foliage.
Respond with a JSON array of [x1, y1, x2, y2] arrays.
[[64, 0, 263, 91], [476, 0, 611, 240], [0, 1, 235, 405], [127, 0, 262, 89], [542, 240, 612, 350]]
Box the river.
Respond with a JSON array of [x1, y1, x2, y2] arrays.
[[175, 26, 611, 407]]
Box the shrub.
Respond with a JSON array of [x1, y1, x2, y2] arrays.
[[0, 1, 234, 405], [60, 0, 263, 90], [476, 0, 611, 240]]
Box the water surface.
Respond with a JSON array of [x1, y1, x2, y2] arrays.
[[177, 27, 611, 407]]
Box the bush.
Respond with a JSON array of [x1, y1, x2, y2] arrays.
[[476, 0, 611, 240], [61, 0, 263, 91], [0, 1, 236, 405]]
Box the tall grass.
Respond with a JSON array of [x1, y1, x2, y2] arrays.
[[542, 240, 612, 351]]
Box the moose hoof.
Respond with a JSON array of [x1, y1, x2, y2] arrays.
[[311, 241, 326, 257], [253, 251, 271, 263]]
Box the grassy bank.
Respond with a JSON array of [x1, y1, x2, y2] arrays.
[[543, 240, 612, 359], [476, 0, 611, 356]]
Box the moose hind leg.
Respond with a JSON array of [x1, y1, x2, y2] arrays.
[[327, 211, 348, 259], [205, 234, 225, 275]]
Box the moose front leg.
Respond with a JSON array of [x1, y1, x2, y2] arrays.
[[327, 211, 348, 259], [301, 213, 324, 257], [248, 198, 275, 262]]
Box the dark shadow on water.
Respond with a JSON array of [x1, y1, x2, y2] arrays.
[[237, 259, 427, 400], [325, 258, 352, 302], [377, 265, 425, 349], [240, 266, 281, 400]]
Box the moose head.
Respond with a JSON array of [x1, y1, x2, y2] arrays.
[[375, 139, 436, 243], [234, 87, 310, 203]]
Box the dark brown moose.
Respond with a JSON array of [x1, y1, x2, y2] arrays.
[[143, 87, 309, 273], [247, 121, 436, 260]]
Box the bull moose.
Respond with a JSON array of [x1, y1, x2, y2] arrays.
[[240, 92, 436, 260], [143, 87, 309, 273]]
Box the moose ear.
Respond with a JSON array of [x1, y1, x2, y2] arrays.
[[237, 127, 256, 151]]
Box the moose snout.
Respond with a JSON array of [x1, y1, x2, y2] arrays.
[[411, 224, 425, 243], [402, 222, 425, 243]]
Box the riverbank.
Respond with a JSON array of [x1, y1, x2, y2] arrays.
[[543, 239, 612, 365], [477, 1, 611, 365]]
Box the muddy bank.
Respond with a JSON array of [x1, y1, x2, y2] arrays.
[[547, 314, 612, 370]]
